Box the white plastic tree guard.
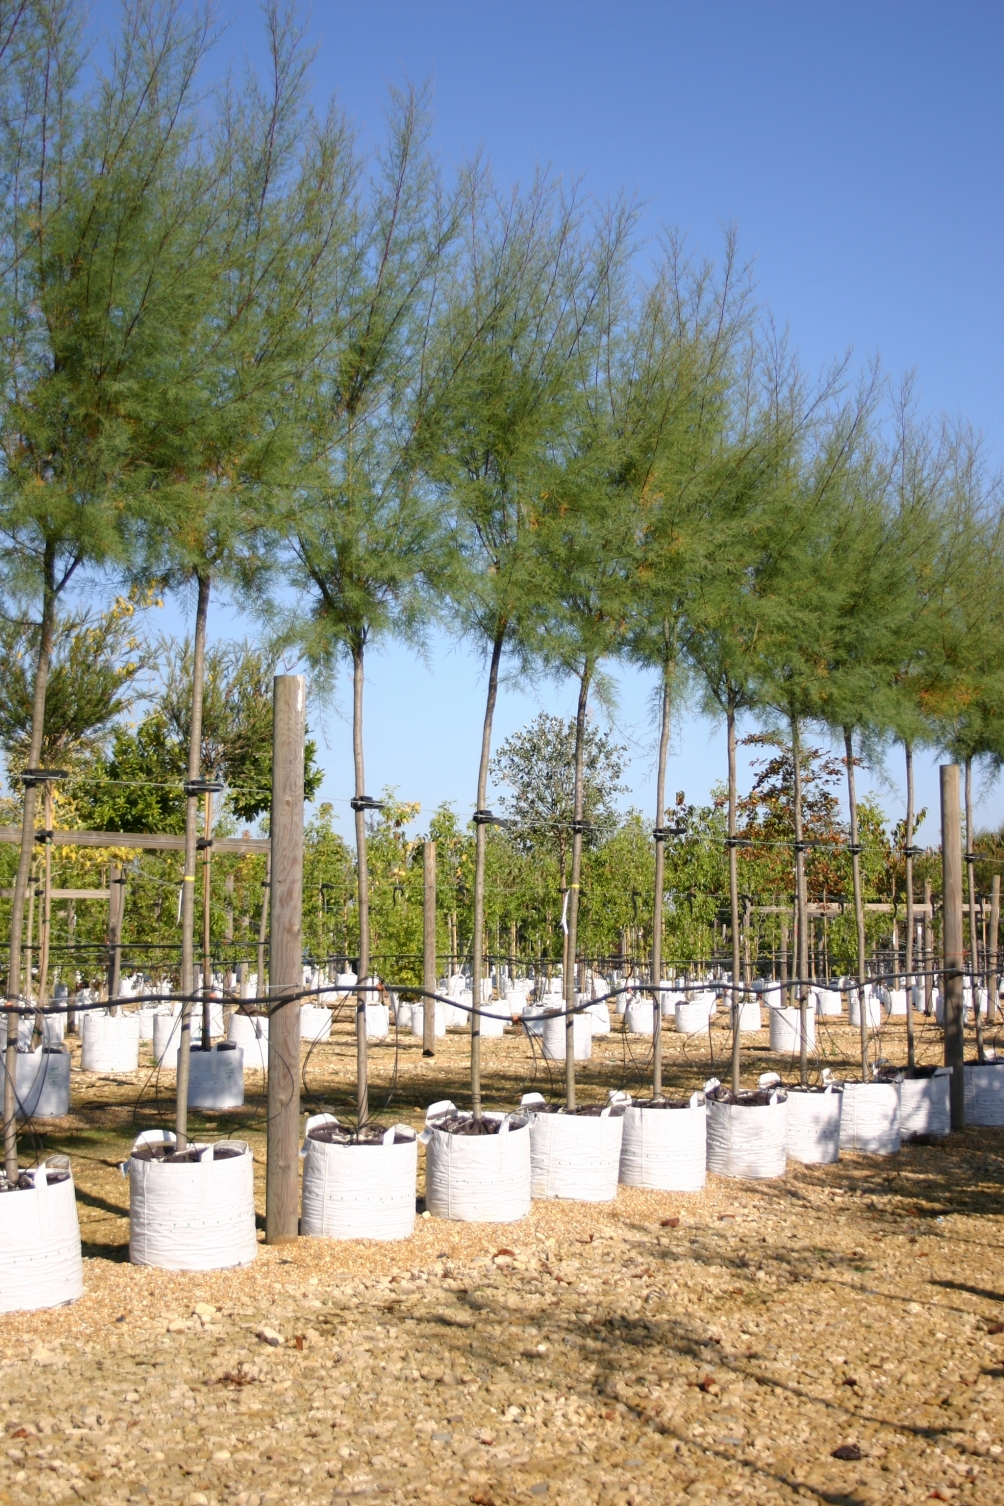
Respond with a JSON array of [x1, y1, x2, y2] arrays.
[[849, 989, 883, 1029], [618, 1093, 707, 1191], [520, 1093, 626, 1201], [227, 1012, 269, 1072], [898, 1067, 951, 1138], [300, 1004, 332, 1043], [675, 998, 713, 1036], [300, 1114, 417, 1240], [706, 1086, 788, 1179], [127, 1130, 257, 1270], [541, 1010, 592, 1062], [784, 1084, 842, 1164], [962, 1062, 1004, 1127], [80, 1011, 140, 1072], [186, 1044, 245, 1110], [838, 1080, 901, 1154], [15, 1047, 71, 1118], [422, 1102, 531, 1222], [0, 1159, 84, 1313], [624, 998, 654, 1035], [768, 1006, 816, 1054], [814, 988, 843, 1017]]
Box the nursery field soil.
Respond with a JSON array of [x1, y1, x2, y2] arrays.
[[2, 1008, 1001, 1505]]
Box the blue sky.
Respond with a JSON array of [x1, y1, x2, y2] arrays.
[[98, 1, 1004, 844]]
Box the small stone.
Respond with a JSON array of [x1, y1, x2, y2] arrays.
[[530, 1487, 549, 1498], [188, 1494, 209, 1506], [30, 1347, 62, 1367], [212, 1449, 231, 1462], [257, 1326, 283, 1347], [193, 1302, 216, 1319]]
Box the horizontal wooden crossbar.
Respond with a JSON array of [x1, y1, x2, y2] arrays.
[[0, 826, 270, 855]]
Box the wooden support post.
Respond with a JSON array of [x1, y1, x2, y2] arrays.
[[923, 879, 933, 1015], [423, 841, 436, 1056], [256, 850, 271, 1000], [266, 676, 305, 1245], [35, 785, 54, 1036], [107, 865, 124, 1014], [990, 874, 1001, 1024], [201, 791, 214, 1048], [941, 765, 966, 1130]]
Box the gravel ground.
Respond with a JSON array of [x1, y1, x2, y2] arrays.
[[3, 1006, 1002, 1506]]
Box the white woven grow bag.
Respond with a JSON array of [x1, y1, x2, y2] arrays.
[[40, 1010, 65, 1045], [422, 1102, 531, 1222], [300, 1005, 332, 1043], [154, 1009, 203, 1068], [138, 1005, 160, 1041], [366, 1003, 390, 1041], [520, 1093, 625, 1202], [675, 999, 712, 1035], [0, 1159, 83, 1313], [81, 1012, 139, 1072], [474, 1006, 506, 1039], [887, 988, 908, 1017], [624, 999, 654, 1035], [522, 1007, 546, 1037], [814, 988, 843, 1017], [899, 1068, 951, 1138], [300, 1114, 417, 1240], [849, 990, 883, 1029], [737, 999, 762, 1032], [769, 1006, 816, 1054], [619, 1093, 707, 1191], [186, 1044, 245, 1110], [411, 1001, 447, 1038], [227, 1013, 268, 1072], [963, 1062, 1004, 1127], [585, 1000, 611, 1035], [838, 1080, 901, 1154], [0, 1010, 33, 1050], [127, 1131, 257, 1270], [785, 1085, 842, 1164], [541, 1010, 592, 1062], [706, 1090, 787, 1179], [15, 1048, 71, 1118]]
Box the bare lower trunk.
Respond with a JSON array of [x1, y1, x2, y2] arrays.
[[201, 790, 214, 1048], [651, 661, 671, 1097], [727, 704, 741, 1093], [176, 571, 211, 1151], [256, 851, 271, 998], [4, 561, 58, 1182], [791, 717, 809, 1086], [844, 727, 868, 1079], [904, 742, 916, 1067], [352, 644, 371, 1126], [34, 785, 53, 1040], [964, 755, 981, 1058], [471, 627, 505, 1120], [564, 663, 592, 1111]]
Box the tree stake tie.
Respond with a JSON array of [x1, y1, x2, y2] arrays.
[[561, 889, 570, 937]]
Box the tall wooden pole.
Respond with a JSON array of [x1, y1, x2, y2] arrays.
[[989, 874, 1001, 1026], [923, 878, 933, 1015], [201, 791, 214, 1048], [940, 764, 965, 1130], [35, 785, 54, 1037], [904, 742, 916, 1068], [107, 865, 124, 1015], [256, 850, 271, 999], [265, 675, 305, 1245], [422, 841, 436, 1056]]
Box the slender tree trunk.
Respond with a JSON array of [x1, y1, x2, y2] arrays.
[[256, 851, 271, 999], [965, 754, 978, 1001], [34, 784, 53, 1041], [352, 643, 371, 1126], [176, 571, 211, 1151], [779, 910, 789, 1007], [791, 717, 809, 1086], [650, 660, 671, 1097], [904, 742, 916, 1067], [201, 790, 214, 1048], [844, 727, 868, 1079], [564, 663, 592, 1111], [727, 704, 742, 1094], [4, 559, 58, 1182], [471, 627, 505, 1120], [923, 878, 933, 1015]]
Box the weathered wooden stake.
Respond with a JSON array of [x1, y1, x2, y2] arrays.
[[923, 878, 933, 1015], [940, 764, 965, 1129], [989, 874, 1001, 1026], [423, 841, 436, 1056], [107, 865, 124, 1014], [265, 675, 305, 1245]]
